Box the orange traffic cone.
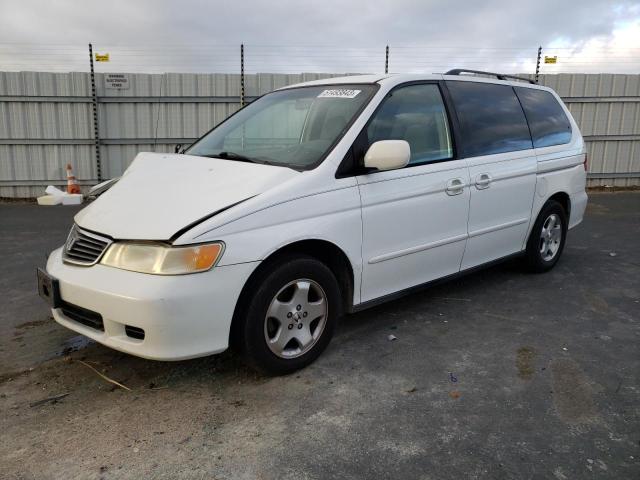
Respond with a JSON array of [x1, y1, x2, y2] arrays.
[[66, 164, 81, 194]]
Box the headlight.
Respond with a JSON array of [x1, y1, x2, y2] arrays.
[[100, 242, 224, 275]]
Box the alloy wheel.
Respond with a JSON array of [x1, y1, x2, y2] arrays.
[[539, 213, 562, 261], [263, 279, 328, 359]]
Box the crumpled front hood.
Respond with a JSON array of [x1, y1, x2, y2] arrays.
[[74, 152, 300, 240]]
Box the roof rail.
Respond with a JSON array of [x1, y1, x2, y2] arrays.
[[444, 69, 536, 85]]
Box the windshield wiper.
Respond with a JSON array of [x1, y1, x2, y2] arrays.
[[197, 151, 297, 170], [213, 151, 260, 163]]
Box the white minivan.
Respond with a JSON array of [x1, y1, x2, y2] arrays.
[[38, 70, 588, 374]]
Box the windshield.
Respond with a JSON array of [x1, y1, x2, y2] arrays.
[[186, 84, 377, 169]]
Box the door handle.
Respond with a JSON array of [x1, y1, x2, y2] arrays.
[[445, 177, 465, 196], [475, 173, 492, 190]]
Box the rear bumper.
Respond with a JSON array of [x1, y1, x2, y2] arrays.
[[46, 247, 258, 360], [569, 190, 588, 229]]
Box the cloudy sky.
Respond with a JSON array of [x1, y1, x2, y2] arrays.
[[1, 0, 639, 74]]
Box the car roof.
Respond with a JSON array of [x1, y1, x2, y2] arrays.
[[278, 74, 391, 89], [279, 73, 550, 92]]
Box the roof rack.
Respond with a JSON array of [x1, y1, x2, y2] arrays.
[[444, 69, 536, 85]]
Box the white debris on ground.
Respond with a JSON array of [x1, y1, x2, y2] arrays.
[[37, 186, 83, 206]]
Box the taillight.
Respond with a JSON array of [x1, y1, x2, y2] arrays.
[[583, 153, 588, 171]]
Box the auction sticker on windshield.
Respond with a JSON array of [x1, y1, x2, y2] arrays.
[[317, 89, 361, 98]]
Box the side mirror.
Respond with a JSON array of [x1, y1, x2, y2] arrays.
[[364, 140, 410, 171], [174, 144, 183, 154]]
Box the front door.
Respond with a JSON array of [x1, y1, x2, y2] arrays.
[[356, 83, 470, 303]]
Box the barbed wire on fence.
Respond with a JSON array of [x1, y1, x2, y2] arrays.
[[0, 43, 639, 75]]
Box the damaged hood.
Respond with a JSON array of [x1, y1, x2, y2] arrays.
[[75, 152, 300, 240]]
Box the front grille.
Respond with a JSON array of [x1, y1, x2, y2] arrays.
[[62, 225, 112, 266], [60, 301, 104, 331]]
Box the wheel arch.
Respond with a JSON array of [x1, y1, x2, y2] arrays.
[[228, 239, 355, 347], [547, 191, 571, 219], [525, 190, 572, 251], [524, 191, 570, 272]]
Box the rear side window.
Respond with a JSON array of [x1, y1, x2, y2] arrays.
[[446, 81, 533, 157], [515, 87, 572, 148]]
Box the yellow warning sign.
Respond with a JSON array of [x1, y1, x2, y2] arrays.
[[95, 53, 110, 62], [544, 56, 557, 64]]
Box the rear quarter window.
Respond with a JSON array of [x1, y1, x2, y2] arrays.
[[515, 87, 572, 148], [445, 81, 533, 157]]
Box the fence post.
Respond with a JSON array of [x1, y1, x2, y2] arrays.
[[385, 45, 389, 74], [88, 43, 102, 182], [535, 45, 542, 84], [240, 43, 245, 107]]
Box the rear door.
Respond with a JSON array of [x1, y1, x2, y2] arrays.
[[445, 80, 537, 270], [355, 83, 470, 302]]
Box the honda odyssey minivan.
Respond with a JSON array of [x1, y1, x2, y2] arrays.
[[38, 70, 588, 374]]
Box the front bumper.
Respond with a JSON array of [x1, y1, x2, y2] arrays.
[[46, 247, 258, 360]]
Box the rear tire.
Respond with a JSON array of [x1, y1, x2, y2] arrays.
[[524, 200, 568, 273], [234, 254, 342, 375]]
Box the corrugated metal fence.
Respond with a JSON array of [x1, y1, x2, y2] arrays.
[[534, 73, 639, 187], [1, 72, 638, 197]]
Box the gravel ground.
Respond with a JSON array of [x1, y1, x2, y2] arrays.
[[0, 192, 638, 480]]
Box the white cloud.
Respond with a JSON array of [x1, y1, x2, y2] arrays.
[[542, 19, 640, 73], [0, 0, 638, 74]]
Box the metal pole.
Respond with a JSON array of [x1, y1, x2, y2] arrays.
[[385, 45, 389, 74], [240, 43, 245, 107], [88, 43, 102, 181], [535, 45, 542, 84]]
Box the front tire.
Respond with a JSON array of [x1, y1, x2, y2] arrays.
[[235, 254, 342, 375], [524, 200, 568, 272]]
